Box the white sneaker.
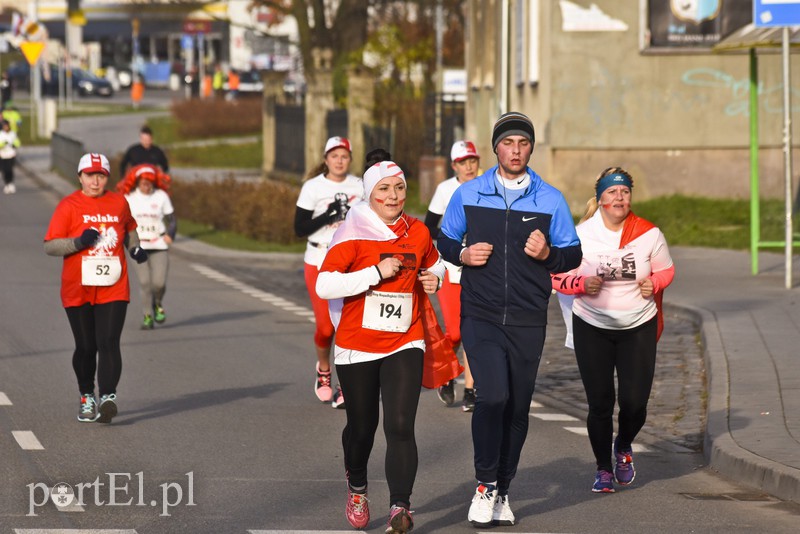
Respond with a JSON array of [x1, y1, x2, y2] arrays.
[[492, 494, 515, 526], [2, 184, 9, 194], [6, 183, 15, 194], [468, 484, 497, 527]]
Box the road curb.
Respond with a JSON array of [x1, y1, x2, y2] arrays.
[[683, 302, 800, 503]]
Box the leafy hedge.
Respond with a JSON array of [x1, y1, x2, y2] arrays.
[[169, 177, 302, 245], [170, 98, 262, 138]]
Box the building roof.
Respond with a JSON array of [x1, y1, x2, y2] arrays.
[[713, 23, 800, 52]]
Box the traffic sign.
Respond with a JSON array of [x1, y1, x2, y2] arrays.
[[20, 41, 45, 65], [181, 34, 194, 51], [754, 0, 800, 27]]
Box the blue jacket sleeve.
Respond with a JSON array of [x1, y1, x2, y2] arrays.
[[437, 186, 467, 265], [543, 194, 582, 273]]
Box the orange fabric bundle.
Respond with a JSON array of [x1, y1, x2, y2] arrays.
[[418, 287, 463, 389], [116, 164, 171, 195]]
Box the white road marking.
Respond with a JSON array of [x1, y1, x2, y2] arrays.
[[0, 392, 12, 405], [267, 299, 297, 306], [530, 400, 543, 408], [249, 531, 358, 534], [12, 431, 44, 450], [531, 413, 579, 421], [191, 264, 314, 321], [15, 530, 135, 533], [632, 443, 651, 453], [250, 531, 551, 534], [56, 501, 86, 512], [564, 426, 589, 435]]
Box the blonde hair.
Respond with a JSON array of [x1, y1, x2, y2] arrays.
[[579, 166, 634, 223]]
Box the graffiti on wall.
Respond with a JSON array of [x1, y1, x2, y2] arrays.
[[682, 68, 800, 116]]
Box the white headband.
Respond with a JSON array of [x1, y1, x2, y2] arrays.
[[363, 160, 406, 198]]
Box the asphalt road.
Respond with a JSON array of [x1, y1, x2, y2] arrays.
[[2, 157, 800, 532]]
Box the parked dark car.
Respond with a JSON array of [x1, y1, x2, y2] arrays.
[[71, 68, 114, 97], [4, 61, 114, 97]]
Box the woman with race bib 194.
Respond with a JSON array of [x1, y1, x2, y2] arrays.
[[316, 160, 445, 533]]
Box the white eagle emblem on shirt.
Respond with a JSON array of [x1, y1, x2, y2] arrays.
[[89, 226, 119, 257]]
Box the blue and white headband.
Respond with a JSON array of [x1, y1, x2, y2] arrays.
[[595, 173, 632, 200]]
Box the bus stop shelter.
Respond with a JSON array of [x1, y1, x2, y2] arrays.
[[714, 23, 800, 287]]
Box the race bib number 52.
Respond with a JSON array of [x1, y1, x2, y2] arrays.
[[81, 256, 122, 286], [362, 290, 413, 332]]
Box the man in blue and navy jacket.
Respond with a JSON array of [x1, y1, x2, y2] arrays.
[[438, 111, 581, 527]]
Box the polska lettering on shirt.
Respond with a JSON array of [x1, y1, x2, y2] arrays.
[[83, 214, 121, 224]]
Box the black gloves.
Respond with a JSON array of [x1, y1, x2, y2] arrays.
[[326, 199, 343, 222], [75, 229, 100, 250], [129, 246, 148, 264], [326, 194, 350, 223]]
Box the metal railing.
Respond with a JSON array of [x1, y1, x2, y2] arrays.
[[50, 131, 85, 179]]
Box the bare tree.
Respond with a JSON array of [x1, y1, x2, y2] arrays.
[[249, 0, 369, 79]]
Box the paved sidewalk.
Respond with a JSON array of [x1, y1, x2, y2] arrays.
[[16, 147, 800, 504], [668, 246, 800, 503]]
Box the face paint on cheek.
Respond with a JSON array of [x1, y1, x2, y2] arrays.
[[374, 198, 385, 204]]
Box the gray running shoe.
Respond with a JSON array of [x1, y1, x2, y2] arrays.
[[97, 393, 118, 423], [78, 394, 98, 422]]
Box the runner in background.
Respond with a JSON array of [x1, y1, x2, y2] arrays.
[[120, 125, 170, 176], [226, 69, 240, 101], [294, 137, 363, 409], [424, 140, 480, 411], [213, 64, 225, 99], [0, 119, 20, 195], [43, 153, 148, 424], [117, 164, 176, 330]]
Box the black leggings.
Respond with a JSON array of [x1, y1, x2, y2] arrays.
[[1, 157, 14, 185], [572, 314, 657, 472], [65, 301, 128, 397], [336, 348, 423, 509]]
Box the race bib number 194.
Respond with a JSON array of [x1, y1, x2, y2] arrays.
[[362, 290, 412, 332]]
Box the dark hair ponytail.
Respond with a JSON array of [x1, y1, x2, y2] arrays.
[[364, 148, 392, 173]]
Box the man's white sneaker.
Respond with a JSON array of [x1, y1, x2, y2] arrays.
[[492, 494, 515, 526], [467, 484, 497, 527]]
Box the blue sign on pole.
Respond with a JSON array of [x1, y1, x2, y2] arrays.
[[754, 0, 800, 27], [181, 34, 194, 51]]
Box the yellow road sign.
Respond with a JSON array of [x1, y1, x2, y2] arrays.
[[20, 41, 45, 65]]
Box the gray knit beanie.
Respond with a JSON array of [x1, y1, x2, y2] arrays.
[[491, 112, 535, 152]]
